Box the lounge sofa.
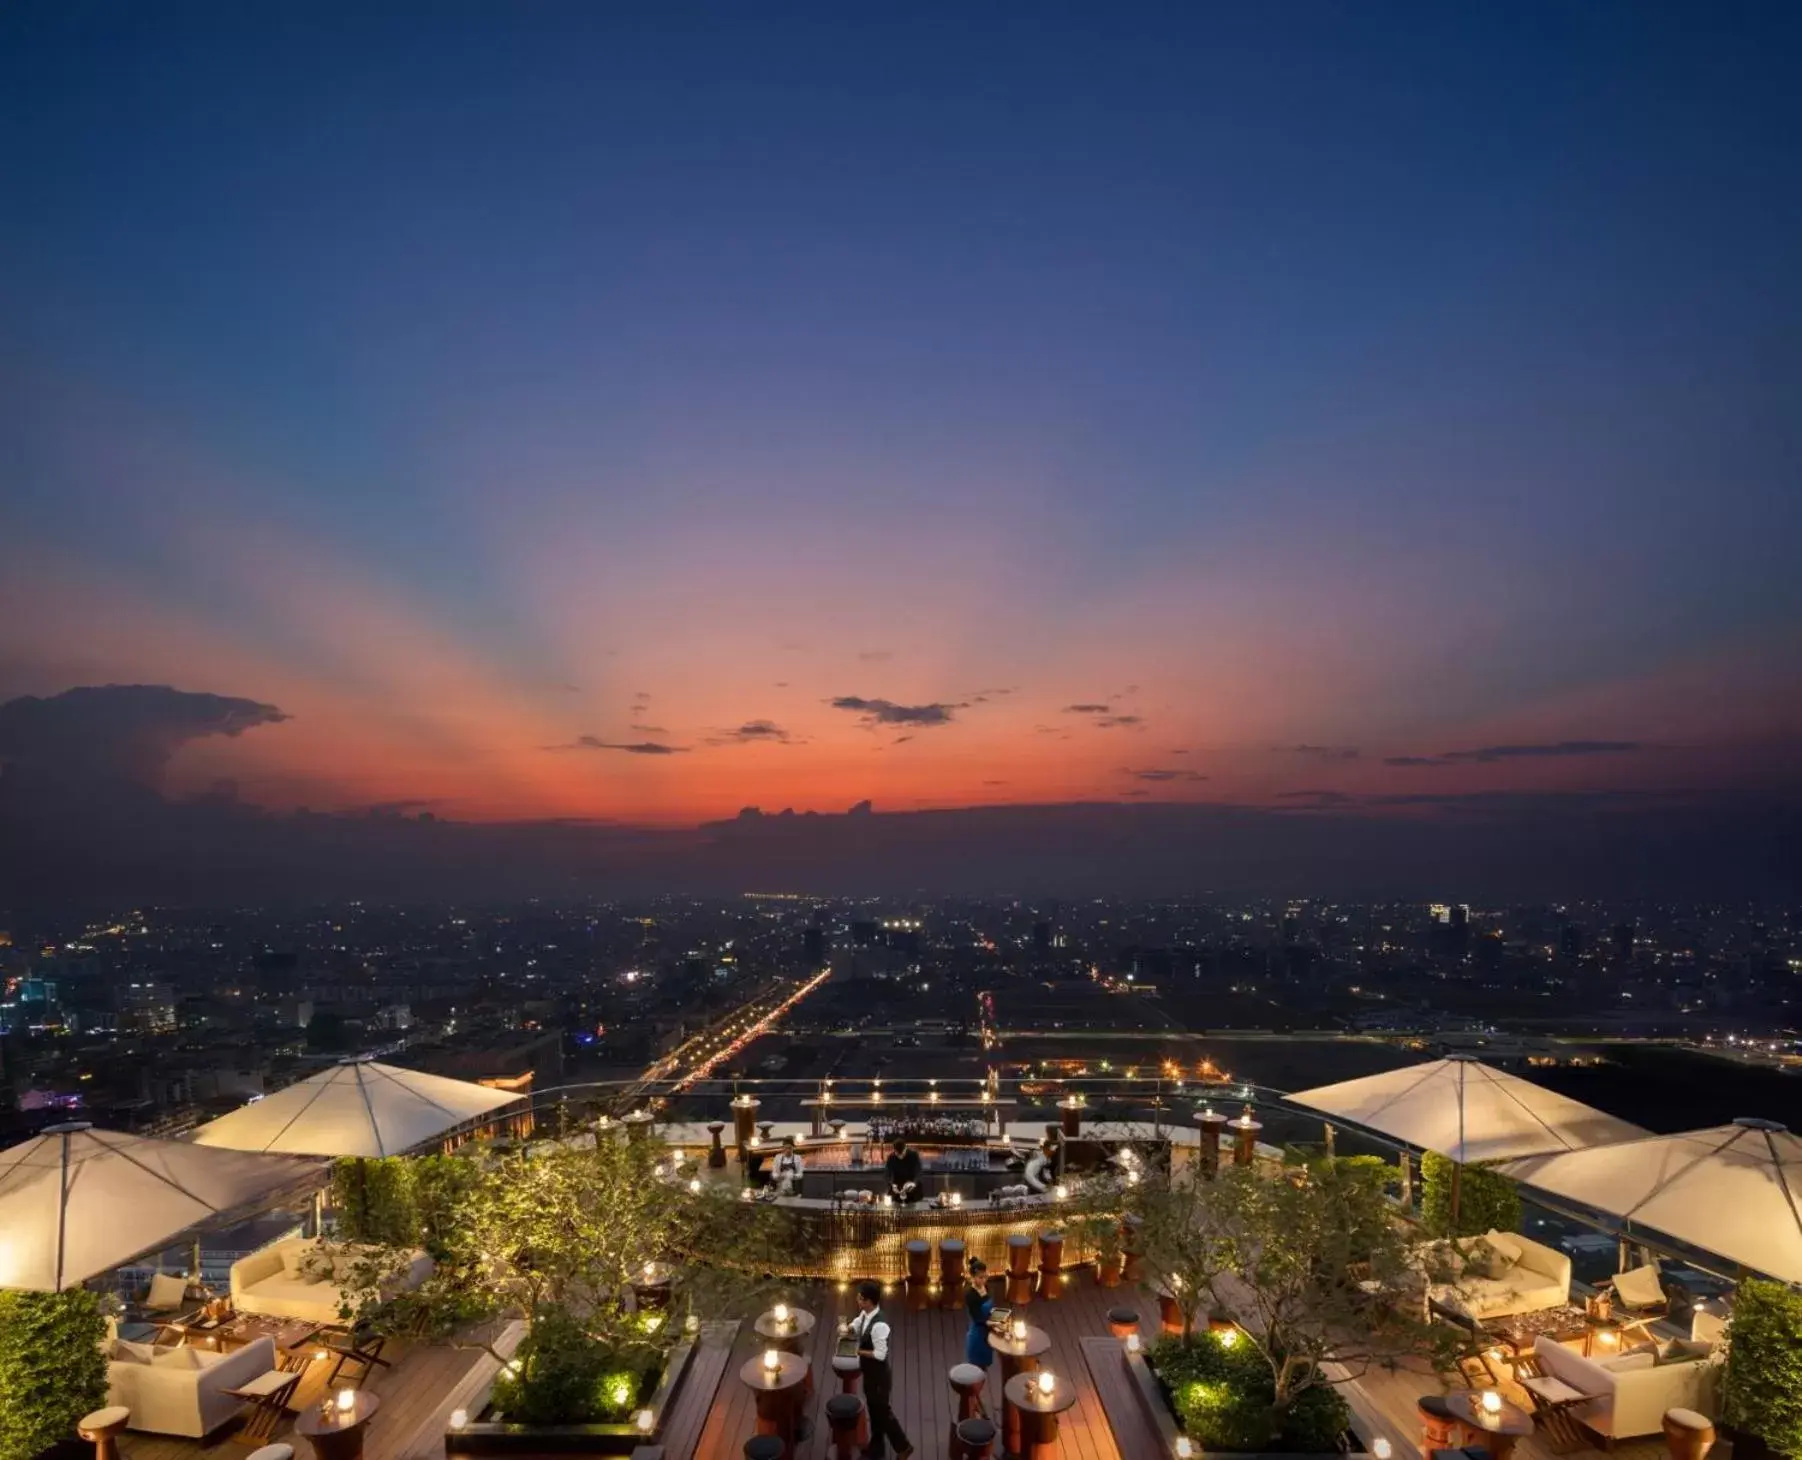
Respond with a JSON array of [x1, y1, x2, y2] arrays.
[[1426, 1229, 1571, 1322], [231, 1236, 432, 1324], [1533, 1336, 1720, 1441], [105, 1336, 277, 1438]]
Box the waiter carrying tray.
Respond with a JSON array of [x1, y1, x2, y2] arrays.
[[842, 1280, 913, 1460]]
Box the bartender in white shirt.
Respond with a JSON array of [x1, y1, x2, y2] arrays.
[[772, 1135, 805, 1195]]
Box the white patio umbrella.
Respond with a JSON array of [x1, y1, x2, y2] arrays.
[[1288, 1054, 1646, 1164], [0, 1122, 324, 1291], [1495, 1118, 1802, 1284], [190, 1056, 523, 1158]]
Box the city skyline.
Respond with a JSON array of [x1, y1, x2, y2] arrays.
[[3, 4, 1799, 853]]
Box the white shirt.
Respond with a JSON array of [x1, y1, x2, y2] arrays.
[[853, 1307, 892, 1362], [775, 1151, 805, 1176]]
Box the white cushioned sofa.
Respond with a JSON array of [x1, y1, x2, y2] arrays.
[[230, 1236, 432, 1324], [1426, 1228, 1572, 1322], [1533, 1337, 1720, 1440], [105, 1336, 277, 1437]]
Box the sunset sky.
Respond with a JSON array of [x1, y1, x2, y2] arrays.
[[2, 3, 1798, 827]]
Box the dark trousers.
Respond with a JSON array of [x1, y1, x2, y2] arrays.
[[862, 1365, 911, 1457]]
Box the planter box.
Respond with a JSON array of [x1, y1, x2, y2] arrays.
[[446, 1339, 695, 1456], [1127, 1349, 1374, 1459]]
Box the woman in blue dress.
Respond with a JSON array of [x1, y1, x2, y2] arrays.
[[963, 1257, 995, 1369]]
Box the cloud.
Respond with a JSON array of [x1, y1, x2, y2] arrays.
[[1124, 767, 1208, 783], [1285, 744, 1360, 762], [1064, 703, 1112, 714], [630, 723, 669, 734], [551, 736, 687, 755], [829, 695, 961, 727], [1272, 789, 1357, 810], [982, 779, 1009, 786], [0, 684, 288, 791], [1096, 715, 1144, 729], [1385, 740, 1642, 768], [857, 649, 894, 663], [893, 734, 914, 745], [708, 720, 795, 746]]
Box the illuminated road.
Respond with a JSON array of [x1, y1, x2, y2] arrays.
[[631, 967, 834, 1102]]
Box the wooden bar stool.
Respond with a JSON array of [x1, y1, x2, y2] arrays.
[[1037, 1230, 1064, 1300], [939, 1238, 967, 1310], [831, 1355, 869, 1446], [948, 1363, 986, 1451], [1418, 1394, 1465, 1451], [1158, 1288, 1185, 1335], [952, 1415, 998, 1460], [1107, 1306, 1140, 1340], [78, 1407, 130, 1460], [743, 1436, 784, 1460], [1007, 1233, 1036, 1304], [824, 1394, 864, 1460], [1663, 1408, 1716, 1460], [707, 1122, 728, 1168]]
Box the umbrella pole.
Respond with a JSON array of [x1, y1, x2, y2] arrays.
[[1451, 1161, 1462, 1231]]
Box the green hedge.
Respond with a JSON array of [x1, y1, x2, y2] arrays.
[[1723, 1278, 1802, 1458], [1420, 1151, 1521, 1237], [0, 1290, 109, 1460], [1148, 1332, 1351, 1453]]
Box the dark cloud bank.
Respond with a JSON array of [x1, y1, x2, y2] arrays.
[[1, 686, 1798, 908]]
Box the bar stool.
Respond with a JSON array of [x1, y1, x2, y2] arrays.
[[948, 1363, 986, 1450], [952, 1415, 999, 1460], [1418, 1394, 1465, 1451], [831, 1354, 869, 1446], [78, 1409, 130, 1460], [1007, 1233, 1036, 1304], [939, 1237, 967, 1310], [707, 1121, 728, 1168], [1663, 1408, 1716, 1460], [825, 1394, 864, 1460], [1107, 1306, 1140, 1340], [246, 1447, 293, 1460], [743, 1436, 784, 1460], [1037, 1230, 1064, 1300]]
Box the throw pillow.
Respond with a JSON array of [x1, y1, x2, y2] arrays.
[[109, 1339, 156, 1365], [1598, 1349, 1656, 1373], [1464, 1239, 1516, 1281], [279, 1244, 308, 1279], [299, 1242, 340, 1284], [146, 1272, 188, 1310], [1612, 1264, 1665, 1309], [152, 1345, 206, 1370], [1486, 1231, 1526, 1266], [1659, 1338, 1714, 1365]]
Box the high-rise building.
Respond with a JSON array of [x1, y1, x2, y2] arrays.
[[803, 927, 826, 966]]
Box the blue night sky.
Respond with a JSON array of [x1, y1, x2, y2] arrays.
[[1, 2, 1797, 825]]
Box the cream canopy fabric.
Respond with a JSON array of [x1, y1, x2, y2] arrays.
[[1496, 1118, 1802, 1284], [0, 1123, 323, 1291], [191, 1057, 522, 1158], [1288, 1055, 1645, 1163]]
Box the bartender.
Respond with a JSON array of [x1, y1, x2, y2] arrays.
[[885, 1136, 923, 1204], [1023, 1138, 1055, 1193], [772, 1135, 805, 1195]]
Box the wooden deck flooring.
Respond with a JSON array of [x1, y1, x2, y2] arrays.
[[109, 1275, 1714, 1460]]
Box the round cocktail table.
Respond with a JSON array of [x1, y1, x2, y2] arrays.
[[738, 1351, 809, 1459], [295, 1392, 381, 1460], [1003, 1371, 1078, 1459]]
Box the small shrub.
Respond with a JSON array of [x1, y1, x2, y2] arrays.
[[0, 1290, 109, 1460], [1723, 1278, 1802, 1458], [490, 1306, 660, 1425], [1148, 1329, 1351, 1453], [1277, 1381, 1353, 1452]]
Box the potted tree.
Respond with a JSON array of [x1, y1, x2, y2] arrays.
[[1721, 1278, 1802, 1460]]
